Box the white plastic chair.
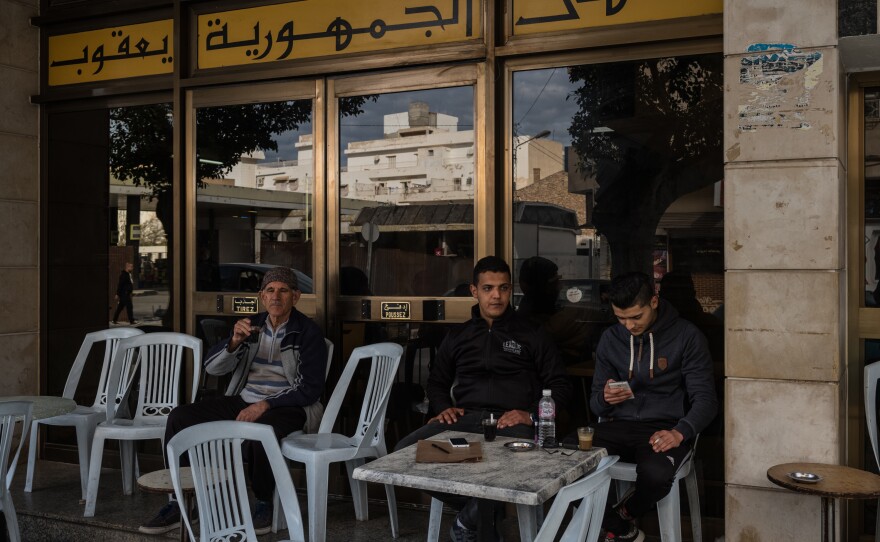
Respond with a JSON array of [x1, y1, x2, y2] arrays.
[[275, 342, 403, 542], [864, 360, 880, 542], [534, 455, 618, 542], [609, 440, 702, 542], [25, 327, 144, 499], [167, 420, 306, 542], [84, 332, 202, 517], [1, 401, 34, 542]]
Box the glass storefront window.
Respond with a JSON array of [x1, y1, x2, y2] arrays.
[[864, 88, 880, 307], [194, 99, 315, 293], [338, 87, 475, 297], [109, 104, 173, 327], [511, 52, 725, 522]]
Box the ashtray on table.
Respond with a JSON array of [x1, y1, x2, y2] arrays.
[[787, 471, 823, 484], [504, 441, 536, 452]]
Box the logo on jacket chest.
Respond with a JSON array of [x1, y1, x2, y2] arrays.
[[502, 340, 522, 355], [657, 357, 668, 371]]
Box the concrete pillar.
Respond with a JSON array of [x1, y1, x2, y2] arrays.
[[723, 0, 844, 539], [0, 0, 40, 395]]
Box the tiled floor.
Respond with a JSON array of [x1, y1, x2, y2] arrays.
[[9, 460, 464, 542]]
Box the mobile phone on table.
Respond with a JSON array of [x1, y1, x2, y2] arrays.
[[448, 437, 470, 448]]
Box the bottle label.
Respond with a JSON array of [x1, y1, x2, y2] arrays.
[[539, 404, 555, 418]]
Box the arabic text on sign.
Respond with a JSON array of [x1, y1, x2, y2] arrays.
[[198, 0, 480, 70], [381, 302, 411, 320], [48, 20, 174, 86], [233, 297, 259, 314], [512, 0, 721, 36]]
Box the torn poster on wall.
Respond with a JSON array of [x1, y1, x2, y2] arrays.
[[738, 43, 823, 132]]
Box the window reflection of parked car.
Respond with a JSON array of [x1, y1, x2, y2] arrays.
[[217, 263, 314, 294]]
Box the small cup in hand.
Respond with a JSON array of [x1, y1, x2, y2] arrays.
[[482, 417, 498, 442], [246, 325, 263, 343]]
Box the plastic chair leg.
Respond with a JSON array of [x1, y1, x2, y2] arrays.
[[24, 420, 39, 493], [685, 466, 702, 542], [305, 463, 330, 542], [272, 487, 286, 533], [83, 434, 106, 517], [656, 482, 683, 542], [74, 421, 95, 500], [515, 503, 541, 542], [427, 497, 443, 542], [120, 440, 134, 495], [345, 458, 369, 521], [384, 483, 399, 538], [3, 492, 21, 542]]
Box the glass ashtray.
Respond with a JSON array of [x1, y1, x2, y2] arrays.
[[787, 471, 823, 484], [504, 441, 536, 452]]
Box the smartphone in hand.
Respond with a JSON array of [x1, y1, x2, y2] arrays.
[[608, 380, 634, 399]]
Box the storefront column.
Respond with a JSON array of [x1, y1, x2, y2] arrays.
[[0, 0, 39, 396], [723, 0, 845, 538]]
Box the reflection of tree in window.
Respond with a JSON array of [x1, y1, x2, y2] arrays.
[[568, 54, 723, 274]]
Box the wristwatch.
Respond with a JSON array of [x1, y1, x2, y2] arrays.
[[529, 412, 537, 426]]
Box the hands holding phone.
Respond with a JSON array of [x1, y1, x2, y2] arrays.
[[604, 379, 635, 404]]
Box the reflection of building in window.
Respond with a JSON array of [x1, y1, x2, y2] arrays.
[[513, 136, 564, 189]]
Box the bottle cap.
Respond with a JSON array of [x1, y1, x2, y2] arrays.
[[542, 389, 551, 396]]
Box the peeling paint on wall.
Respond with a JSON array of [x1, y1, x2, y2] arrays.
[[738, 43, 823, 132]]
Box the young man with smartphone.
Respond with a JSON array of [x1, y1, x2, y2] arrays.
[[591, 272, 717, 542], [395, 256, 571, 542]]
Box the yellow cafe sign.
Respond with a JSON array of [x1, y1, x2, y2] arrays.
[[512, 0, 722, 36], [197, 0, 481, 69], [48, 20, 174, 86]]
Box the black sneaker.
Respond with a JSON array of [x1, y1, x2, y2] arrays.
[[603, 522, 645, 542], [139, 501, 181, 534], [449, 519, 478, 542], [253, 499, 273, 535]]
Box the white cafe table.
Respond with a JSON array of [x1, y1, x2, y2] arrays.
[[352, 430, 606, 542], [0, 395, 76, 421]]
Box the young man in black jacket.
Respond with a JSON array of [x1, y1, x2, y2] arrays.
[[591, 272, 717, 542], [396, 256, 571, 542]]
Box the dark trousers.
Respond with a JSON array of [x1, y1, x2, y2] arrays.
[[164, 396, 306, 501], [395, 411, 534, 529], [113, 295, 134, 322], [593, 419, 693, 518]]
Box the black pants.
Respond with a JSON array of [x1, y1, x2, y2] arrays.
[[164, 396, 306, 501], [593, 419, 693, 518], [395, 411, 534, 529], [113, 295, 134, 322]]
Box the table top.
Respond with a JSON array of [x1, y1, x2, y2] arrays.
[[0, 395, 77, 420], [767, 463, 880, 499], [138, 467, 195, 495], [352, 430, 606, 506]]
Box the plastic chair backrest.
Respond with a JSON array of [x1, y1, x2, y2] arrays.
[[105, 332, 203, 423], [318, 342, 403, 450], [62, 328, 145, 408], [866, 360, 880, 466], [1, 401, 33, 491], [324, 338, 334, 379], [534, 455, 619, 542], [166, 421, 304, 542]]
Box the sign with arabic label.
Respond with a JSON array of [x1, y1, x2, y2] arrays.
[[198, 0, 480, 69], [48, 20, 174, 86], [233, 296, 259, 314], [512, 0, 721, 36], [381, 301, 411, 320]]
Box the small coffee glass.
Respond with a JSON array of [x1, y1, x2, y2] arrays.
[[577, 426, 594, 450], [482, 417, 498, 442]]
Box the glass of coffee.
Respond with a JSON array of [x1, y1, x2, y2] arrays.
[[577, 426, 594, 450], [482, 417, 498, 442]]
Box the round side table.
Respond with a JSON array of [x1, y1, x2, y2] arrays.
[[767, 462, 880, 542], [137, 467, 196, 542]]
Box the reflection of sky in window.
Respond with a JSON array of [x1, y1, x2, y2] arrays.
[[513, 68, 579, 148], [262, 115, 312, 163], [339, 86, 474, 166]]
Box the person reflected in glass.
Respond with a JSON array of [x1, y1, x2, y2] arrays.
[[111, 262, 136, 325], [395, 256, 571, 541], [139, 267, 327, 536], [591, 272, 717, 542]]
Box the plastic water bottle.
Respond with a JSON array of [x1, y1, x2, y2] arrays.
[[537, 389, 556, 447]]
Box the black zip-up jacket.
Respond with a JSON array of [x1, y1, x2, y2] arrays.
[[427, 305, 571, 415], [590, 299, 717, 441]]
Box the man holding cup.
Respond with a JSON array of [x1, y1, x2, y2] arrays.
[[591, 272, 717, 542], [395, 256, 571, 542], [139, 267, 327, 536]]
